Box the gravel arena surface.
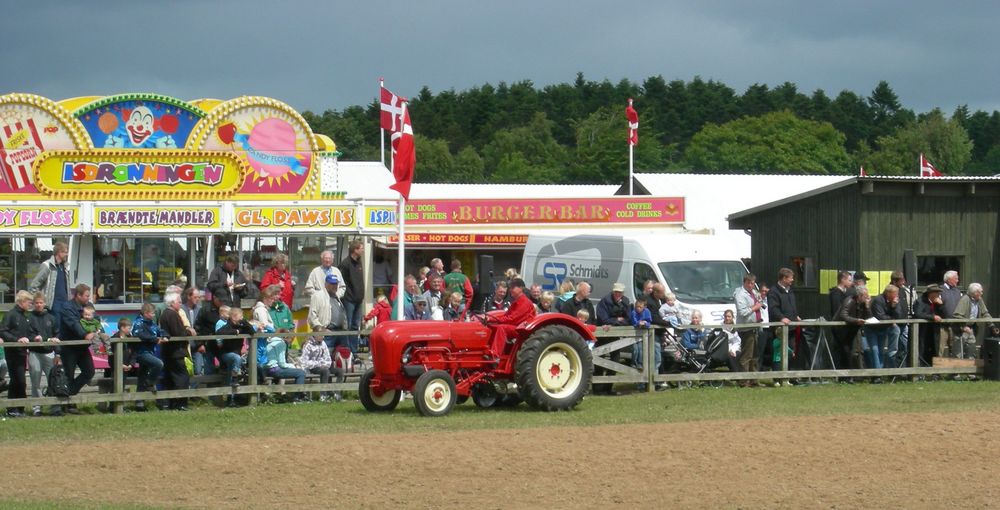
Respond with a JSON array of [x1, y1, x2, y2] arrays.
[[2, 410, 999, 509]]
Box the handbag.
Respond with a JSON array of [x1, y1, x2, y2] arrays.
[[46, 363, 71, 398]]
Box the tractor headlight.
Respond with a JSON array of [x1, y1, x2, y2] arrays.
[[401, 347, 411, 364]]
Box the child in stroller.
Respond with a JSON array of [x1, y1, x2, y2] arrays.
[[665, 310, 732, 386]]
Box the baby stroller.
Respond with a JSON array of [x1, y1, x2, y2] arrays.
[[665, 328, 730, 387]]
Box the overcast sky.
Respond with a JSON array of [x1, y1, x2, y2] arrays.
[[4, 1, 999, 115]]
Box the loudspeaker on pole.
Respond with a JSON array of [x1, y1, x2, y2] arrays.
[[902, 249, 917, 285], [478, 255, 494, 295]]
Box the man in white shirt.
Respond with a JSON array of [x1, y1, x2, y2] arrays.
[[734, 273, 765, 374], [305, 250, 344, 299]]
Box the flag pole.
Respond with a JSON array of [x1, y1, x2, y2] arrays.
[[395, 195, 406, 320], [627, 98, 635, 196], [379, 78, 386, 167], [629, 141, 634, 196]]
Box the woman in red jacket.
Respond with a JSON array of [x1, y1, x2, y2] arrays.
[[259, 253, 295, 308]]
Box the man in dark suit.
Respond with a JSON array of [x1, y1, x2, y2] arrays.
[[767, 268, 800, 376]]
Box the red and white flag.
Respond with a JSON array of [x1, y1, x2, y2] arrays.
[[859, 166, 867, 177], [380, 85, 406, 131], [0, 118, 43, 190], [920, 153, 942, 177], [626, 98, 639, 146], [389, 102, 415, 200]]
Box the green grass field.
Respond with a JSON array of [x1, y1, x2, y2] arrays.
[[3, 380, 998, 445]]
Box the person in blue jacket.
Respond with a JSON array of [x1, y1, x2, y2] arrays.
[[681, 310, 708, 350], [130, 303, 165, 412]]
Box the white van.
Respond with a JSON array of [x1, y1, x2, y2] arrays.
[[521, 232, 749, 323]]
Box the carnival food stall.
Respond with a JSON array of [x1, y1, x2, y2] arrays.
[[0, 92, 365, 326]]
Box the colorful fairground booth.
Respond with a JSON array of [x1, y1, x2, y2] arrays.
[[0, 92, 385, 325]]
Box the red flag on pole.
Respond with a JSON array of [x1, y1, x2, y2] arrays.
[[380, 86, 406, 131], [920, 153, 942, 177], [626, 98, 639, 146], [859, 166, 867, 177], [389, 103, 415, 199]]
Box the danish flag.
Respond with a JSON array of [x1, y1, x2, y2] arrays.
[[859, 166, 867, 177], [389, 102, 415, 200], [0, 119, 43, 191], [380, 85, 406, 131], [626, 98, 639, 146], [920, 153, 942, 177]]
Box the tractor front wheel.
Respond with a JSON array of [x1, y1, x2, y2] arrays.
[[413, 370, 457, 417], [359, 369, 401, 412], [516, 325, 593, 411]]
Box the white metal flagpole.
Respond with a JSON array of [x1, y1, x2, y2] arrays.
[[629, 142, 634, 196], [395, 196, 406, 319], [380, 78, 385, 166]]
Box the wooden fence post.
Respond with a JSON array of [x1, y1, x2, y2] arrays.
[[646, 329, 654, 392], [113, 340, 124, 415], [780, 325, 790, 372], [248, 336, 258, 407]]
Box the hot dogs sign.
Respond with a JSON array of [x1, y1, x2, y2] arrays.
[[0, 93, 329, 199]]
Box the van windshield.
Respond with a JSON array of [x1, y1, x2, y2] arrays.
[[657, 260, 747, 304]]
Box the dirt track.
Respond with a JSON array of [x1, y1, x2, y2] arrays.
[[3, 411, 999, 509]]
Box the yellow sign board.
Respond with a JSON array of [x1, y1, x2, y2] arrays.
[[0, 206, 79, 231], [233, 206, 356, 230], [93, 207, 221, 231], [34, 150, 246, 200]]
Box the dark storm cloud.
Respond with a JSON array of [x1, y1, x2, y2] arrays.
[[2, 0, 998, 113]]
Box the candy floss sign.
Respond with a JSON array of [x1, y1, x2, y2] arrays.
[[0, 207, 78, 229], [401, 197, 685, 225]]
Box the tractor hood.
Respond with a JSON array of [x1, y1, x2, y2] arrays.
[[368, 320, 492, 374]]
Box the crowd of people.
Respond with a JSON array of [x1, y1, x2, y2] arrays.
[[0, 242, 368, 417], [1, 241, 996, 417]]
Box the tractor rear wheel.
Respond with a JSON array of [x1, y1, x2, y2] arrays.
[[359, 369, 401, 412], [413, 370, 457, 417], [515, 325, 593, 411]]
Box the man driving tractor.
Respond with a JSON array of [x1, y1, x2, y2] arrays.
[[488, 278, 536, 358]]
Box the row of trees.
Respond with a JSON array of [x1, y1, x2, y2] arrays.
[[301, 74, 1000, 184]]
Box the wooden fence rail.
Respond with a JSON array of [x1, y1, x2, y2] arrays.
[[0, 318, 995, 410]]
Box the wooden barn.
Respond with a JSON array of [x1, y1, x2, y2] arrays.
[[727, 176, 1000, 319]]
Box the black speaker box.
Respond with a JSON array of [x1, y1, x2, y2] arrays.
[[983, 338, 1000, 381], [902, 249, 917, 286], [477, 255, 494, 295]]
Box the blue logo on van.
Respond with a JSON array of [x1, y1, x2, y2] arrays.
[[541, 262, 567, 290]]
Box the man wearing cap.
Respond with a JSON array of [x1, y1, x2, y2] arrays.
[[486, 278, 536, 359], [405, 296, 431, 320], [913, 284, 945, 365], [596, 283, 631, 327], [308, 274, 348, 350], [846, 271, 868, 298]]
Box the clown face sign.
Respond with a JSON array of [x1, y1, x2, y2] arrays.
[[76, 97, 201, 150], [125, 106, 155, 146]]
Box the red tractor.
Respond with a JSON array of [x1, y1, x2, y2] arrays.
[[359, 311, 595, 417]]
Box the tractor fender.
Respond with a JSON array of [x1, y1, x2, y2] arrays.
[[520, 314, 596, 342]]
